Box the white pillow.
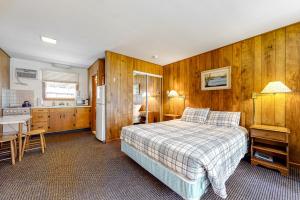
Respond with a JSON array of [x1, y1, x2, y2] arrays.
[[181, 107, 210, 123], [206, 111, 241, 128]]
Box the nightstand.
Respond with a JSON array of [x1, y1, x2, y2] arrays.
[[250, 125, 290, 176], [163, 114, 181, 121]]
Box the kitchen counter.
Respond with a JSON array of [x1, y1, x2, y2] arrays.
[[30, 106, 91, 133]]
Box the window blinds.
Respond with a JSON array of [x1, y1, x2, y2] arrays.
[[42, 70, 79, 83]]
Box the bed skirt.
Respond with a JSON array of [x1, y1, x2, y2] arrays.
[[121, 141, 209, 200]]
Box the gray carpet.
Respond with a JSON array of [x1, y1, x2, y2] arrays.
[[0, 131, 299, 200]]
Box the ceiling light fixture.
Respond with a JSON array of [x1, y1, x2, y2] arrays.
[[152, 55, 158, 59], [41, 36, 57, 44]]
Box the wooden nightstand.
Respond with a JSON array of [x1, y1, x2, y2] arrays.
[[163, 114, 181, 121], [250, 125, 290, 176]]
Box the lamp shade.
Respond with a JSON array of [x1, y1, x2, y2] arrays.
[[168, 90, 179, 97], [261, 81, 291, 94]]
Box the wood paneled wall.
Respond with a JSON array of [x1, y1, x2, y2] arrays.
[[105, 51, 162, 141], [163, 22, 300, 165], [0, 48, 10, 133]]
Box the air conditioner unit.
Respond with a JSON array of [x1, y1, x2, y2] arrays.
[[15, 68, 38, 79]]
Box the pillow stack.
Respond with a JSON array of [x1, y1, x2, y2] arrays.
[[205, 111, 241, 128], [181, 107, 241, 127], [181, 107, 210, 124]]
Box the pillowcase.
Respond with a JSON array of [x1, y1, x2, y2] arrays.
[[206, 111, 241, 128], [181, 107, 210, 123]]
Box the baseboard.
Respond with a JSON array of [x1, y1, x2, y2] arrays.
[[106, 138, 121, 143], [46, 128, 91, 134]]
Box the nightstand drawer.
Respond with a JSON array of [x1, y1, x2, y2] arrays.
[[251, 129, 288, 142]]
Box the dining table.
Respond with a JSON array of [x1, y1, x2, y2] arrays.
[[0, 115, 31, 161]]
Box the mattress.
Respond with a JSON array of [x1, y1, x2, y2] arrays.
[[121, 120, 248, 198]]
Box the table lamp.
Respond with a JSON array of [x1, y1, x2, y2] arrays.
[[167, 90, 186, 109], [252, 81, 291, 125]]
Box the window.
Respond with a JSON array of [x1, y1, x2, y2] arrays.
[[44, 81, 77, 100]]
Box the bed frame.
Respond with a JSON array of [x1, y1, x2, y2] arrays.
[[121, 141, 209, 200], [122, 112, 247, 199]]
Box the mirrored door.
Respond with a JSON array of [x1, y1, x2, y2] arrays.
[[133, 72, 147, 124], [133, 71, 162, 124]]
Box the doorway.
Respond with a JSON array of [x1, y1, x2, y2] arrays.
[[133, 71, 162, 124]]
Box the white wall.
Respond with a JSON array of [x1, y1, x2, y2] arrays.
[[10, 58, 88, 106]]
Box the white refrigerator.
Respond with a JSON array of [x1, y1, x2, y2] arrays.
[[96, 85, 106, 142]]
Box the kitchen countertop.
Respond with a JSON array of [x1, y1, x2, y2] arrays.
[[31, 105, 91, 109]]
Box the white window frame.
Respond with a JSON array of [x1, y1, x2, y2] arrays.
[[43, 81, 77, 100]]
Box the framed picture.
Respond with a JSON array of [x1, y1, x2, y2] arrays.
[[201, 66, 231, 90]]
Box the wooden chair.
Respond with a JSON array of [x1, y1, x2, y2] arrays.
[[0, 135, 17, 165], [22, 129, 46, 157]]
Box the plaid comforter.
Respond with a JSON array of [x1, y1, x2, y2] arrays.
[[121, 120, 248, 198]]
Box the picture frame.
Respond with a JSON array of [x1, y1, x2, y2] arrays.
[[201, 66, 231, 90]]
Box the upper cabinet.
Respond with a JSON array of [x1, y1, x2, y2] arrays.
[[88, 59, 105, 88], [0, 48, 10, 108]]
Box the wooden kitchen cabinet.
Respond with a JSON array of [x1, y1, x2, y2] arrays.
[[48, 109, 63, 132], [75, 107, 91, 129], [32, 107, 91, 133], [61, 108, 75, 131], [48, 108, 75, 132], [31, 108, 49, 131]]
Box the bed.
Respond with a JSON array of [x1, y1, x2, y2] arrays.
[[121, 110, 248, 200]]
